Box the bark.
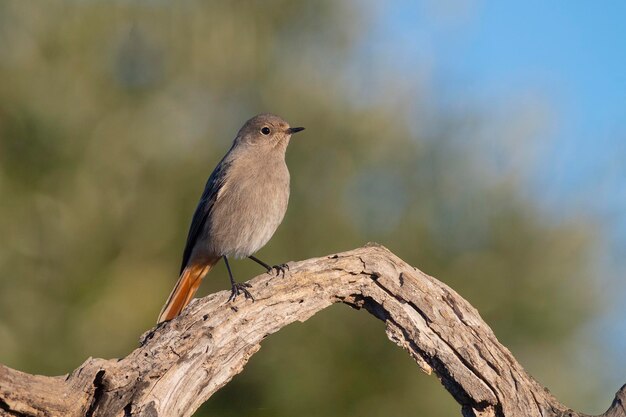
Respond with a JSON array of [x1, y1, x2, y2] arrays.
[[0, 244, 623, 417]]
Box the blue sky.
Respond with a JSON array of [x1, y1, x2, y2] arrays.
[[371, 0, 626, 394], [378, 2, 625, 156]]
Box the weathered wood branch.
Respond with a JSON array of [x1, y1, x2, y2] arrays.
[[0, 244, 624, 417]]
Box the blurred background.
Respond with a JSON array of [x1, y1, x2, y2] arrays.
[[0, 1, 624, 416]]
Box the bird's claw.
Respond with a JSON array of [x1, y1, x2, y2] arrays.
[[228, 282, 254, 302], [268, 263, 289, 277]]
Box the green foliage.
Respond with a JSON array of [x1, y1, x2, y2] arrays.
[[0, 1, 600, 415]]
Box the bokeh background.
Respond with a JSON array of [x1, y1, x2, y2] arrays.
[[0, 1, 624, 416]]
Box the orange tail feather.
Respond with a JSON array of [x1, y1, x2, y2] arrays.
[[157, 259, 218, 324]]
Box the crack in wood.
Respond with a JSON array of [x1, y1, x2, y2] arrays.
[[85, 370, 106, 417]]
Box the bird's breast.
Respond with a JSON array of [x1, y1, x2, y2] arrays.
[[207, 157, 290, 258]]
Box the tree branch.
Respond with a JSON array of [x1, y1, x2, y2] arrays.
[[0, 244, 623, 417]]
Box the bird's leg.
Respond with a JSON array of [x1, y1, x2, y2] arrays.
[[248, 255, 271, 271], [248, 255, 289, 277], [223, 256, 253, 302]]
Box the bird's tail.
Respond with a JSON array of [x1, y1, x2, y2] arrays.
[[157, 257, 219, 324]]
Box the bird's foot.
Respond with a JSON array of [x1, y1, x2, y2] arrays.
[[228, 282, 254, 302], [268, 263, 289, 277]]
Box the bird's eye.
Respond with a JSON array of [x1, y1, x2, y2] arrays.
[[261, 127, 271, 135]]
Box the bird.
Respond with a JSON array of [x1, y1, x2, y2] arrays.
[[157, 113, 304, 324]]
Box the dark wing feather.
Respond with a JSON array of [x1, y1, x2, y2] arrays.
[[179, 155, 231, 273]]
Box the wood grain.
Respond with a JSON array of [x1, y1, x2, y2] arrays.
[[0, 244, 623, 417]]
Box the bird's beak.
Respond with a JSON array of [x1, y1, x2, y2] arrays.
[[287, 127, 305, 134]]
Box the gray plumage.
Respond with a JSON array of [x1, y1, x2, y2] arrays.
[[158, 113, 304, 323]]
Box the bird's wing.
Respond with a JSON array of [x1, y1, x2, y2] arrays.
[[179, 155, 231, 274]]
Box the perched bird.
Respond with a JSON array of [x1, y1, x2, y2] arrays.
[[157, 113, 304, 323]]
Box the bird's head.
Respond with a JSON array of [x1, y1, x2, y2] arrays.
[[235, 113, 304, 151]]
